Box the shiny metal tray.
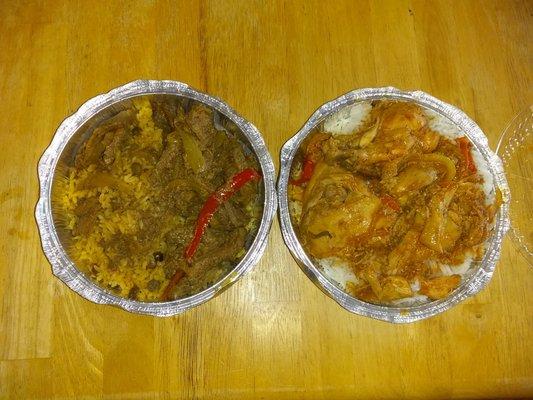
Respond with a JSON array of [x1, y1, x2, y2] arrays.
[[278, 87, 510, 323], [36, 80, 277, 316]]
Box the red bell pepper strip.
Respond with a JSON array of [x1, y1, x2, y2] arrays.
[[380, 194, 401, 212], [457, 137, 477, 175], [161, 269, 185, 301], [184, 168, 261, 262], [290, 158, 315, 186], [161, 168, 261, 301]]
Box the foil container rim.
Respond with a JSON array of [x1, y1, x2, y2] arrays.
[[278, 86, 510, 323], [36, 79, 277, 316]]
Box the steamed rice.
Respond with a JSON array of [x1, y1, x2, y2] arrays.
[[323, 102, 372, 135]]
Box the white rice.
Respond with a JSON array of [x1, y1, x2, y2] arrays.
[[391, 294, 429, 306], [318, 257, 358, 289], [423, 108, 462, 140], [317, 254, 475, 305], [389, 254, 475, 305], [440, 254, 474, 276], [323, 101, 372, 135]]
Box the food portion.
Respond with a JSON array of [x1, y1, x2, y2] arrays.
[[289, 100, 501, 305], [55, 96, 262, 302]]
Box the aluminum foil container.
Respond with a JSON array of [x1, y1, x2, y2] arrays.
[[278, 87, 510, 323], [36, 80, 277, 316]]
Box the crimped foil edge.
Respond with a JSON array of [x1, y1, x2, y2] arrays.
[[278, 87, 510, 323], [36, 80, 277, 316]]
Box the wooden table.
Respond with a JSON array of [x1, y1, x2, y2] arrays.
[[1, 1, 531, 398]]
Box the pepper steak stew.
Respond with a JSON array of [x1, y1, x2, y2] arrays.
[[55, 95, 262, 301]]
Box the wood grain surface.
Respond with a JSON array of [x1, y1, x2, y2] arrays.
[[1, 1, 532, 399]]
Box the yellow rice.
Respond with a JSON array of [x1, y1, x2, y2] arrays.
[[55, 98, 172, 301]]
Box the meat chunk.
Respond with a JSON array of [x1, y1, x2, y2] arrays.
[[102, 127, 127, 165], [379, 102, 427, 132], [192, 227, 248, 273], [72, 197, 101, 236], [150, 98, 181, 133], [299, 163, 381, 258], [185, 103, 215, 143], [152, 131, 185, 185], [380, 276, 413, 301], [75, 110, 135, 168], [419, 186, 457, 253], [420, 275, 461, 299]]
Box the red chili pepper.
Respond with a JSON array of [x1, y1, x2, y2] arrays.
[[184, 168, 262, 262], [290, 158, 315, 186], [457, 137, 477, 175], [381, 194, 401, 212]]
